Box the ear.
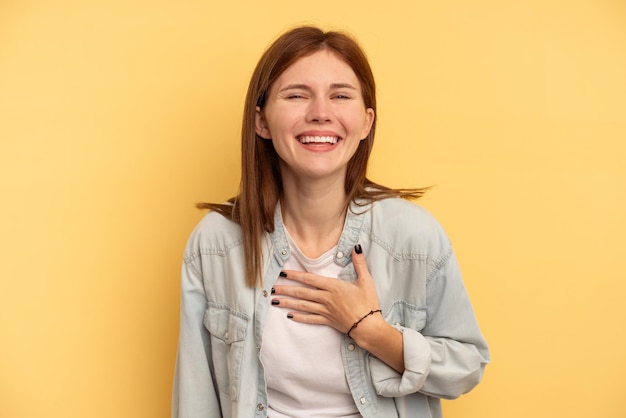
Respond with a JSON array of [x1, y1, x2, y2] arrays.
[[255, 106, 272, 139], [360, 108, 375, 140]]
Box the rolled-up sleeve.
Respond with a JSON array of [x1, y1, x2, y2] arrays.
[[370, 248, 490, 399], [419, 249, 489, 399], [369, 326, 432, 396]]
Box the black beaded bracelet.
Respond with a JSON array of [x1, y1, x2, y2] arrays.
[[346, 309, 382, 338]]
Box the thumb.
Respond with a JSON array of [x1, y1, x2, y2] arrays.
[[351, 244, 370, 280]]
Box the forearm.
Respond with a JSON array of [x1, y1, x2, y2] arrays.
[[174, 256, 222, 417]]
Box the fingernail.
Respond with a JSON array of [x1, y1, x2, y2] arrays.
[[271, 299, 280, 305], [287, 313, 293, 319], [279, 271, 287, 277], [355, 244, 362, 254], [271, 287, 275, 294]]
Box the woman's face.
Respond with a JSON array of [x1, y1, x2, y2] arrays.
[[255, 50, 375, 185]]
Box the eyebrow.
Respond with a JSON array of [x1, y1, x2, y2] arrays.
[[279, 83, 358, 92]]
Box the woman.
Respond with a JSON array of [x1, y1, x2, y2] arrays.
[[172, 26, 489, 418]]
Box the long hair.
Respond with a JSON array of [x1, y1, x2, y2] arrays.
[[198, 26, 427, 287]]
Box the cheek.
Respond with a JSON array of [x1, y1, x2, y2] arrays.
[[266, 112, 299, 135], [346, 112, 371, 135]]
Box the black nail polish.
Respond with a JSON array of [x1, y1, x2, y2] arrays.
[[287, 313, 293, 319], [279, 271, 287, 277], [271, 287, 275, 294], [355, 244, 362, 254], [271, 299, 280, 305]]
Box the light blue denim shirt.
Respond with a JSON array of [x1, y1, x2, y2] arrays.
[[172, 198, 490, 418]]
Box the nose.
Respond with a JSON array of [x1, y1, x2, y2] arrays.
[[306, 98, 332, 123]]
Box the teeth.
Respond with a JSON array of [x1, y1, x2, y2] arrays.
[[298, 135, 339, 144]]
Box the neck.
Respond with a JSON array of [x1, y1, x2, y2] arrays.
[[280, 177, 348, 258]]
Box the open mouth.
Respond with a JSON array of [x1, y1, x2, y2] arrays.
[[297, 135, 341, 145]]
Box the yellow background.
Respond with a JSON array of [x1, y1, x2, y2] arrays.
[[1, 0, 625, 417]]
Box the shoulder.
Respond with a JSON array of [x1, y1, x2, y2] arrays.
[[185, 210, 243, 258], [369, 198, 440, 231], [366, 198, 451, 258]]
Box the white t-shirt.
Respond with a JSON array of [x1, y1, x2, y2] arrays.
[[261, 230, 361, 418]]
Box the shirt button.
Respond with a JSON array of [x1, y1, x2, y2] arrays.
[[281, 249, 288, 256], [360, 397, 367, 405], [262, 290, 268, 297], [336, 251, 344, 259], [347, 344, 355, 351], [256, 403, 264, 411]]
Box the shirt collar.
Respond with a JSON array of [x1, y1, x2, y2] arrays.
[[269, 199, 370, 267]]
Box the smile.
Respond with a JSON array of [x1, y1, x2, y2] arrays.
[[297, 135, 341, 144]]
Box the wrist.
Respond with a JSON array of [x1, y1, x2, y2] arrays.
[[346, 311, 405, 373], [346, 309, 382, 339], [348, 311, 391, 350]]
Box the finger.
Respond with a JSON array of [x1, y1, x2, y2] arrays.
[[286, 311, 330, 326], [280, 270, 335, 289], [273, 285, 321, 302], [272, 297, 328, 316], [351, 244, 371, 281]]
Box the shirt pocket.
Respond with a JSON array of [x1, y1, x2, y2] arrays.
[[203, 303, 250, 401], [385, 300, 427, 332]]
